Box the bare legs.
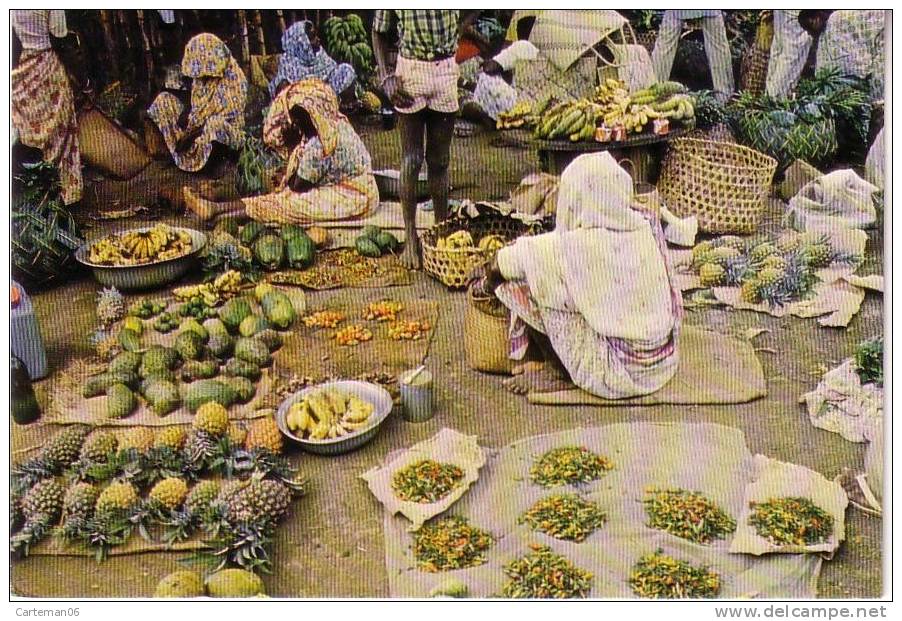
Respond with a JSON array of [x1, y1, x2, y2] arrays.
[[183, 187, 247, 226], [397, 109, 455, 269], [502, 327, 573, 395]]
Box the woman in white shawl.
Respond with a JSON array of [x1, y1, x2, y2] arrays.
[[479, 152, 683, 397]]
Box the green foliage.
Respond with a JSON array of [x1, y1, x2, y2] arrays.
[[236, 135, 280, 197], [854, 338, 883, 386]]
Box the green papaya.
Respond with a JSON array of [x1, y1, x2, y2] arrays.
[[182, 379, 238, 413], [175, 331, 205, 361], [143, 379, 181, 415], [279, 224, 306, 241], [362, 225, 382, 240], [255, 329, 283, 352], [118, 328, 143, 353], [106, 384, 137, 419], [215, 216, 241, 237], [374, 230, 400, 253], [83, 372, 138, 397], [235, 337, 271, 367], [219, 297, 253, 332], [253, 234, 285, 271], [180, 360, 219, 382], [261, 290, 296, 329], [285, 234, 316, 269], [202, 318, 229, 337], [108, 351, 142, 375], [180, 318, 209, 343], [355, 236, 381, 258], [228, 376, 256, 404], [223, 358, 261, 381], [239, 221, 267, 246], [207, 333, 235, 359], [140, 346, 180, 378], [239, 314, 270, 337]]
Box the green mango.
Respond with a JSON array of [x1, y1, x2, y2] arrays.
[[362, 224, 382, 240], [355, 236, 381, 258], [106, 383, 137, 419], [218, 297, 253, 333], [143, 379, 181, 416], [235, 337, 271, 367], [261, 290, 296, 329], [223, 358, 261, 381], [253, 234, 285, 271], [285, 234, 316, 269], [239, 221, 267, 246], [239, 314, 270, 337], [180, 318, 209, 343], [182, 379, 238, 413]]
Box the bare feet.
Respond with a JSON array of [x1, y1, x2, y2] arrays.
[[183, 186, 215, 223], [399, 237, 422, 270], [502, 367, 572, 395], [511, 361, 545, 376]]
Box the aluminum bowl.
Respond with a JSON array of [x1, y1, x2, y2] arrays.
[[75, 226, 207, 291], [276, 380, 393, 456], [373, 169, 430, 201]]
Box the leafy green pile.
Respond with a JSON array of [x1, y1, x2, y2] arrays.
[[413, 516, 493, 572], [529, 447, 614, 488], [630, 550, 721, 599], [854, 338, 883, 386], [644, 488, 736, 544], [391, 460, 464, 504], [519, 493, 607, 542], [501, 545, 593, 599], [236, 135, 280, 197], [748, 497, 834, 546]]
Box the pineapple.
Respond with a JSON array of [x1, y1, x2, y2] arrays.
[[226, 479, 291, 525], [80, 430, 119, 462], [740, 280, 761, 304], [96, 287, 125, 328], [245, 417, 284, 453], [228, 423, 247, 446], [749, 242, 778, 263], [95, 481, 139, 516], [21, 479, 66, 524], [149, 478, 189, 511], [760, 254, 788, 272], [776, 233, 802, 253], [803, 242, 833, 268], [193, 402, 230, 436], [699, 263, 726, 287], [717, 235, 747, 252], [154, 426, 187, 451], [217, 479, 251, 505], [41, 426, 91, 470], [706, 246, 740, 267], [119, 427, 155, 453], [185, 480, 221, 517], [690, 241, 714, 268], [63, 482, 99, 521]]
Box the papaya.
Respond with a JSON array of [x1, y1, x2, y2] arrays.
[[239, 221, 267, 246], [143, 379, 181, 415], [108, 351, 142, 375], [253, 234, 285, 271], [255, 329, 283, 352], [207, 333, 234, 358], [182, 379, 238, 412], [261, 290, 296, 329], [235, 337, 271, 367], [83, 371, 139, 398], [279, 224, 306, 241], [106, 383, 137, 419], [355, 236, 381, 258], [228, 376, 256, 404], [118, 328, 143, 353], [239, 314, 270, 337], [180, 360, 219, 382], [219, 297, 253, 332], [362, 225, 382, 240], [175, 331, 205, 361], [286, 234, 316, 269], [180, 318, 209, 343], [223, 358, 261, 381], [374, 230, 400, 253]]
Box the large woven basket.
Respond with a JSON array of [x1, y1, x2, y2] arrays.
[[735, 113, 838, 172], [422, 212, 540, 289], [464, 289, 512, 374], [77, 107, 150, 180], [658, 138, 777, 234], [739, 44, 770, 96]]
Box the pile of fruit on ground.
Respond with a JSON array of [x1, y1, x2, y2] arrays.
[[688, 231, 859, 307], [269, 247, 404, 290], [76, 282, 298, 423], [11, 413, 304, 571], [301, 300, 432, 348]]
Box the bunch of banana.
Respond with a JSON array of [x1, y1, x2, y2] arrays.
[[630, 81, 689, 106], [650, 94, 695, 121], [88, 237, 124, 264], [88, 224, 192, 266], [603, 103, 662, 133], [496, 101, 537, 129], [534, 99, 602, 142], [173, 269, 243, 306], [286, 388, 375, 439], [321, 14, 375, 78], [594, 78, 630, 107]]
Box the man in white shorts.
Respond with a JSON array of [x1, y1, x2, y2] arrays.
[[373, 9, 462, 269]]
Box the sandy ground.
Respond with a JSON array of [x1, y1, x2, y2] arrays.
[[10, 125, 884, 598]]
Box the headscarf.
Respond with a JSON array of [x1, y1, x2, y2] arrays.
[[263, 78, 341, 159], [181, 33, 232, 78], [269, 21, 339, 97], [499, 153, 678, 341]]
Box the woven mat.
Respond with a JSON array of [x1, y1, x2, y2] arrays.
[[267, 249, 411, 291], [27, 532, 206, 558], [275, 299, 438, 381], [383, 423, 828, 598], [528, 327, 766, 406]]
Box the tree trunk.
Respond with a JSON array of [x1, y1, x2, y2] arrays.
[[275, 10, 287, 36], [135, 10, 156, 95], [98, 10, 120, 81], [236, 9, 251, 68], [252, 10, 266, 55]]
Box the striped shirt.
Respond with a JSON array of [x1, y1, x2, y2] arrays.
[[372, 9, 459, 61], [11, 10, 67, 51]]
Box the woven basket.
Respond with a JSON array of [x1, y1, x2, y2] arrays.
[[658, 138, 777, 234], [739, 44, 770, 96], [464, 290, 512, 374], [736, 113, 838, 172], [78, 107, 151, 180], [422, 212, 540, 289], [635, 30, 657, 53]]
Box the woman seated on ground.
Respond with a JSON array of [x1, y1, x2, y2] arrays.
[[147, 33, 248, 177], [477, 152, 682, 397], [269, 21, 355, 100], [185, 77, 378, 225]]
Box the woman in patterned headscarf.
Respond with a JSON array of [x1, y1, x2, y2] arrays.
[[269, 21, 356, 98], [184, 77, 378, 224], [147, 33, 248, 174]]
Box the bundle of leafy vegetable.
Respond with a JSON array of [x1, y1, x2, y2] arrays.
[[854, 337, 883, 386], [237, 135, 281, 197]]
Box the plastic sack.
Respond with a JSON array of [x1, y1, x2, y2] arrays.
[[785, 169, 879, 231]]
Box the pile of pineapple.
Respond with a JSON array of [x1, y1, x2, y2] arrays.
[[11, 413, 304, 572], [690, 231, 854, 307]]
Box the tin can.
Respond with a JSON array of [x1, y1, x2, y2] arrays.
[[653, 118, 670, 135], [595, 124, 613, 142], [399, 368, 434, 422], [612, 123, 627, 142]]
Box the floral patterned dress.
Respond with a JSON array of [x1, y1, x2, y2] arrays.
[[147, 33, 248, 172]]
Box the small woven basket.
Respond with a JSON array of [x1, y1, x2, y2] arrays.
[[422, 212, 541, 289], [740, 44, 770, 96], [464, 289, 512, 374], [658, 137, 777, 234]]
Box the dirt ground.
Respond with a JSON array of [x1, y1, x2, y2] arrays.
[[10, 124, 884, 598]]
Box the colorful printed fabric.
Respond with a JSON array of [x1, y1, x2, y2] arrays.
[[11, 49, 83, 204], [11, 9, 67, 51], [148, 33, 248, 172], [246, 78, 377, 224], [373, 9, 460, 61], [816, 10, 886, 102], [268, 21, 356, 98]]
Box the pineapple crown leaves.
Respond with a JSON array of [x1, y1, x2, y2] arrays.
[[10, 515, 54, 556], [206, 519, 277, 574]]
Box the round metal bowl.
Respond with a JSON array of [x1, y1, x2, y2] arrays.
[[276, 380, 393, 456], [75, 226, 207, 291]]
